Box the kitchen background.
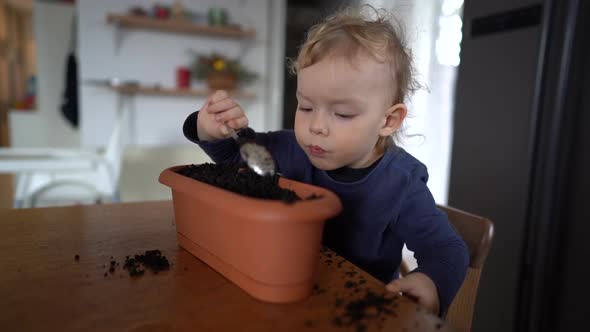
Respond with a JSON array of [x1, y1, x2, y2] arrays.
[[1, 0, 460, 206], [1, 0, 588, 331]]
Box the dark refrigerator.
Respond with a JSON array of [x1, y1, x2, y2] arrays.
[[448, 0, 590, 331]]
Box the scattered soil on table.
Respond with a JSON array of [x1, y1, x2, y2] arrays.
[[313, 246, 402, 332], [176, 163, 321, 204], [333, 291, 399, 332], [98, 250, 171, 278], [312, 284, 327, 295], [123, 250, 170, 277]]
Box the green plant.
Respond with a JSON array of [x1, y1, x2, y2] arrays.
[[191, 53, 257, 85]]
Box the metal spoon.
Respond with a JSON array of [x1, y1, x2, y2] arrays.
[[226, 127, 276, 177]]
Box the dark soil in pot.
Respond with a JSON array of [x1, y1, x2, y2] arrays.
[[176, 163, 319, 203]]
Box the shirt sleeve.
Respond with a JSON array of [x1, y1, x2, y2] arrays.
[[395, 163, 469, 316], [182, 111, 297, 174], [182, 110, 242, 164]]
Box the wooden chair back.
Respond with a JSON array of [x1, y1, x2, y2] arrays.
[[440, 205, 494, 332], [400, 205, 494, 332]]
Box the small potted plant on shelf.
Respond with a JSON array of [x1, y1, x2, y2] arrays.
[[192, 53, 257, 90]]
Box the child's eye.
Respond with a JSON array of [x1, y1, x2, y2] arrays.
[[298, 107, 312, 112], [335, 113, 354, 119]]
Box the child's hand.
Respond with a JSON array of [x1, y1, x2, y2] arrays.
[[196, 90, 249, 141], [385, 272, 440, 315]]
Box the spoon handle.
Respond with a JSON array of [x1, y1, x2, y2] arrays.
[[226, 126, 240, 141]]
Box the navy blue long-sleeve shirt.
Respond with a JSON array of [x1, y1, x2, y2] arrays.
[[183, 112, 468, 315]]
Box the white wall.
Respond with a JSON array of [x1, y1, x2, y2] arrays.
[[401, 0, 454, 206], [362, 0, 459, 271], [10, 1, 79, 148], [362, 0, 456, 204], [78, 0, 283, 148]]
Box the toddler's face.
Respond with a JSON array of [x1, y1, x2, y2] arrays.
[[294, 54, 395, 170]]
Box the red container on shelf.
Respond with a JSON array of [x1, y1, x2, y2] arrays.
[[153, 5, 170, 19], [176, 67, 191, 89]]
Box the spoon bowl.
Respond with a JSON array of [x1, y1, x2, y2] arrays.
[[228, 128, 276, 177]]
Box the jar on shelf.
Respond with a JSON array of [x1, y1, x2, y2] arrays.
[[207, 7, 228, 26]]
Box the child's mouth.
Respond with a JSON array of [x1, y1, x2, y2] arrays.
[[308, 145, 326, 156]]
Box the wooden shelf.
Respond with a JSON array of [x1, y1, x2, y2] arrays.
[[108, 85, 256, 99], [9, 108, 37, 112], [107, 14, 256, 39]]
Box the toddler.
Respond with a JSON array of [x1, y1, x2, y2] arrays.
[[183, 7, 468, 316]]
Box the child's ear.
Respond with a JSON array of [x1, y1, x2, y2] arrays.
[[379, 103, 407, 137]]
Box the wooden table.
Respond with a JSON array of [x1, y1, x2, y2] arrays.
[[0, 201, 450, 332]]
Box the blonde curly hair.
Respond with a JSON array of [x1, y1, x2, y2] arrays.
[[290, 6, 419, 106]]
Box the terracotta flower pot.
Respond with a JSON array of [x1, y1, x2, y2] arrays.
[[207, 72, 237, 90], [159, 165, 342, 303]]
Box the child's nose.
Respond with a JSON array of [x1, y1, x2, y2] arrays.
[[309, 112, 329, 136]]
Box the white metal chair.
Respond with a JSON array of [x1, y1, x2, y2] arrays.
[[0, 108, 126, 208]]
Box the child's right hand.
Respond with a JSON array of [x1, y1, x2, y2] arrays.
[[196, 90, 249, 142]]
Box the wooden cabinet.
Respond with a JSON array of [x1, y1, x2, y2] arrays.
[[0, 2, 36, 147]]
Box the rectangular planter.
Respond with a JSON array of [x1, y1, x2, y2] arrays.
[[159, 165, 342, 303]]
